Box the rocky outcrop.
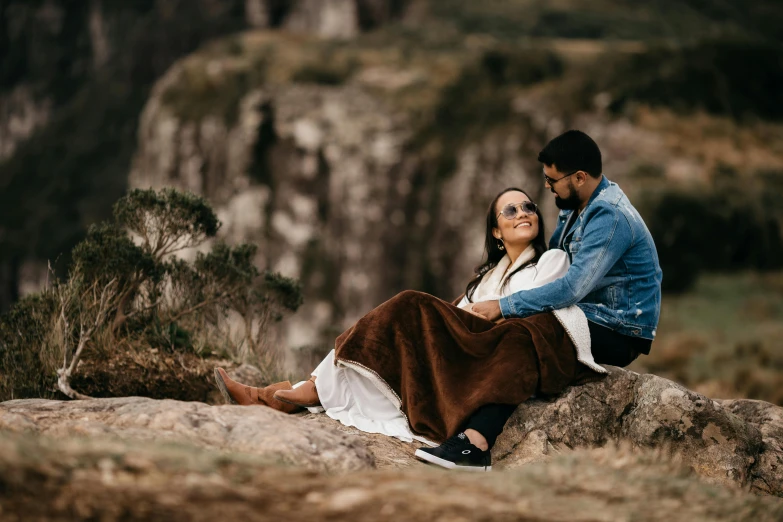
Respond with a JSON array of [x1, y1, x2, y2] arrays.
[[719, 398, 783, 497], [0, 397, 373, 472], [311, 368, 783, 496], [494, 367, 769, 492], [2, 367, 782, 498]]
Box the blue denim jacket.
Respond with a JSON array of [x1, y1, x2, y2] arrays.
[[499, 176, 663, 340]]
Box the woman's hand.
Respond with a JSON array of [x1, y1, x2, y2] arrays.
[[466, 304, 487, 319], [470, 300, 503, 321]]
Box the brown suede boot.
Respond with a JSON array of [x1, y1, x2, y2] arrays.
[[273, 376, 321, 408], [213, 368, 303, 414]]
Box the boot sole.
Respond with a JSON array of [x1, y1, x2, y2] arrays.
[[414, 449, 491, 472], [213, 368, 238, 405]]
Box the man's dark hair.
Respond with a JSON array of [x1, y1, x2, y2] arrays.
[[537, 130, 602, 178]]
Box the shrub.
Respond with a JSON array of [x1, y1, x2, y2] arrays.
[[643, 186, 783, 293], [0, 189, 302, 401], [0, 292, 59, 400], [292, 59, 357, 85], [583, 40, 783, 122]]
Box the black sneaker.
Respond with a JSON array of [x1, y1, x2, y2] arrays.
[[414, 432, 491, 471]]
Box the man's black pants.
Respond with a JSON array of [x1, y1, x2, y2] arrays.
[[462, 321, 649, 448]]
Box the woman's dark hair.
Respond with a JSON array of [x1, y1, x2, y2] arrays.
[[537, 129, 602, 178], [465, 188, 548, 302]]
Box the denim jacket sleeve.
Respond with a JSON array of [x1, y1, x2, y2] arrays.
[[498, 202, 634, 318]]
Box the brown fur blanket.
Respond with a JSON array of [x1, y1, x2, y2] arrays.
[[334, 290, 602, 443]]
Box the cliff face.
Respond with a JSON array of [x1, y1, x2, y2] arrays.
[[0, 0, 406, 312], [4, 0, 783, 317], [127, 29, 783, 352], [128, 32, 558, 349]]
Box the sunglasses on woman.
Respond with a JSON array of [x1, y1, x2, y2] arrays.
[[496, 201, 538, 220]]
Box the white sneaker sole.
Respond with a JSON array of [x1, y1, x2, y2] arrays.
[[414, 449, 491, 472]]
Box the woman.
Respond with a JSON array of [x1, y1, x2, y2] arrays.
[[215, 188, 605, 470]]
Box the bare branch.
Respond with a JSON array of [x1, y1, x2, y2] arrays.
[[166, 293, 227, 324], [57, 277, 117, 400], [124, 298, 164, 321], [66, 325, 89, 378], [57, 370, 93, 400]]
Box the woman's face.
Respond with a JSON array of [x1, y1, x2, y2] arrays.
[[493, 191, 539, 249]]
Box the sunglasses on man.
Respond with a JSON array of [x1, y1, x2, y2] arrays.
[[496, 201, 538, 220], [543, 170, 580, 186]]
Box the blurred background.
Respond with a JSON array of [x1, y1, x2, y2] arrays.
[[1, 0, 782, 404]]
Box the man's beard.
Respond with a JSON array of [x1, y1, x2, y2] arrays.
[[553, 189, 581, 210]]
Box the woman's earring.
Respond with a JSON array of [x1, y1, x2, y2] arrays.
[[497, 240, 505, 251]]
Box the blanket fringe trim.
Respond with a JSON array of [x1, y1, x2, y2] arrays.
[[552, 306, 608, 374]]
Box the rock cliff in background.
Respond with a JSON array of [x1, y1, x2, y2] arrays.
[[0, 0, 407, 311], [128, 31, 559, 351], [0, 85, 51, 162], [0, 0, 406, 156], [5, 0, 783, 319], [126, 27, 783, 356]]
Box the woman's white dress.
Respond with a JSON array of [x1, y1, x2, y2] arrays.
[[306, 247, 603, 443]]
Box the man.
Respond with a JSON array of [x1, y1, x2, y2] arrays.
[[416, 130, 663, 470]]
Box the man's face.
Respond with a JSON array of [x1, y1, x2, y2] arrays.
[[543, 164, 581, 210]]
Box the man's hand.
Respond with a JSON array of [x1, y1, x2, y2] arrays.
[[470, 300, 502, 321]]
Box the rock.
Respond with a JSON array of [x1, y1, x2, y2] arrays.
[[1, 430, 782, 521], [718, 398, 783, 497], [0, 85, 52, 161], [2, 368, 783, 520], [284, 0, 360, 39], [4, 367, 780, 498], [494, 367, 774, 494], [0, 397, 373, 472], [302, 410, 424, 468]]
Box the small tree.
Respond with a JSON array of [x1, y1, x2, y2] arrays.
[[110, 188, 219, 331], [0, 188, 302, 401]]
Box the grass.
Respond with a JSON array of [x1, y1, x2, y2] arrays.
[[2, 431, 781, 520], [630, 271, 783, 404]]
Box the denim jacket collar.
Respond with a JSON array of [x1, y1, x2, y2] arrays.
[[586, 175, 610, 207]]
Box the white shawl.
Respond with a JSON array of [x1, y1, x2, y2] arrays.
[[459, 247, 606, 374]]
